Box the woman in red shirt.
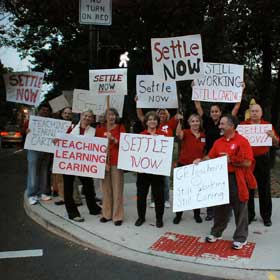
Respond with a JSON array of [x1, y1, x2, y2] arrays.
[[134, 111, 167, 228], [96, 108, 126, 226], [173, 114, 206, 224]]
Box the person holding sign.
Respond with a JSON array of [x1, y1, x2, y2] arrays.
[[194, 86, 243, 220], [173, 114, 206, 224], [61, 110, 102, 222], [52, 107, 82, 207], [134, 111, 167, 228], [96, 108, 126, 226], [194, 115, 255, 250], [241, 104, 279, 227], [25, 103, 53, 205], [136, 106, 182, 208]]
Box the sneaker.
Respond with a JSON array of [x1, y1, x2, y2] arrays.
[[205, 234, 222, 243], [41, 194, 52, 201], [149, 202, 155, 208], [232, 240, 247, 250], [71, 216, 85, 222], [28, 196, 38, 205], [164, 201, 171, 208]]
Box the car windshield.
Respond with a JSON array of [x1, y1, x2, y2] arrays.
[[4, 125, 20, 132]]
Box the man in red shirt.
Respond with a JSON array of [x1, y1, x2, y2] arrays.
[[194, 115, 255, 250], [241, 104, 279, 227]]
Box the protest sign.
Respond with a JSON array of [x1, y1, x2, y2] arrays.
[[62, 90, 73, 106], [79, 0, 112, 25], [53, 134, 108, 178], [192, 63, 244, 103], [136, 75, 178, 108], [72, 89, 124, 117], [24, 116, 71, 153], [48, 95, 70, 113], [236, 124, 272, 146], [173, 156, 229, 212], [89, 68, 127, 96], [117, 133, 174, 176], [3, 72, 44, 106], [151, 34, 203, 82]]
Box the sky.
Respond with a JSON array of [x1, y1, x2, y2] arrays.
[[0, 47, 32, 71]]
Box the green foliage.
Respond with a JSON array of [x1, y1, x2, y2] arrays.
[[1, 0, 280, 127]]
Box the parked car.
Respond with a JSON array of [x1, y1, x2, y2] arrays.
[[0, 124, 23, 147]]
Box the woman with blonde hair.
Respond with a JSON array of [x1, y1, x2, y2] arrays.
[[173, 113, 206, 224]]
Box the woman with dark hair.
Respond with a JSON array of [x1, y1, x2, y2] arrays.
[[173, 113, 206, 224], [96, 108, 126, 226], [62, 109, 101, 222], [134, 111, 167, 228], [52, 107, 82, 207]]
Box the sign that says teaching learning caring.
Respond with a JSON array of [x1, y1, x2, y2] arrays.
[[24, 116, 71, 153], [173, 156, 229, 212], [53, 134, 108, 179]]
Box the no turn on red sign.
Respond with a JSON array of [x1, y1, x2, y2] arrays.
[[79, 0, 112, 25]]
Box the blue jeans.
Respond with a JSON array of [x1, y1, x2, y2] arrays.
[[27, 150, 51, 197]]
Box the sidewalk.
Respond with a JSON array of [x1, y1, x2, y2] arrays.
[[24, 172, 280, 280]]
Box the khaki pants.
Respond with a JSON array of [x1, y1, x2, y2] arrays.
[[101, 166, 124, 222]]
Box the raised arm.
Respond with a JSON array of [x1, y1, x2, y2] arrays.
[[176, 120, 184, 140], [194, 101, 204, 117], [232, 82, 245, 117]]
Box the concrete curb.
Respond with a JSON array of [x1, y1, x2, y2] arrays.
[[24, 193, 280, 280]]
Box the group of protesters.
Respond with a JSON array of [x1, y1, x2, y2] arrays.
[[24, 90, 279, 250]]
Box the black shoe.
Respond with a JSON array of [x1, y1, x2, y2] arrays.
[[75, 202, 83, 207], [249, 216, 257, 224], [55, 200, 65, 206], [90, 206, 102, 215], [114, 220, 122, 226], [173, 215, 181, 224], [205, 215, 213, 221], [194, 215, 203, 223], [95, 197, 102, 203], [156, 220, 163, 228], [264, 219, 272, 227], [100, 217, 111, 223], [135, 218, 145, 227]]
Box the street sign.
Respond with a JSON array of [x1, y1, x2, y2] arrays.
[[79, 0, 112, 25]]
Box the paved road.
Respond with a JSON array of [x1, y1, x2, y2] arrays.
[[0, 147, 224, 280]]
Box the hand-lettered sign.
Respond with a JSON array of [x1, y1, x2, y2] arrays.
[[53, 133, 108, 178], [151, 34, 204, 82], [3, 72, 44, 106], [192, 63, 244, 103], [173, 156, 229, 212], [72, 89, 124, 117], [24, 116, 71, 153], [136, 75, 178, 108], [48, 94, 70, 113], [117, 133, 174, 176], [236, 124, 272, 146], [89, 68, 127, 96]]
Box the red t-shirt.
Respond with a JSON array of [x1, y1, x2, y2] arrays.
[[241, 119, 279, 157], [208, 132, 254, 173], [159, 116, 178, 137], [178, 129, 206, 165], [140, 129, 167, 136], [96, 124, 126, 165]]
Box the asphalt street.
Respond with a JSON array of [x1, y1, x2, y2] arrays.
[[0, 147, 224, 280]]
